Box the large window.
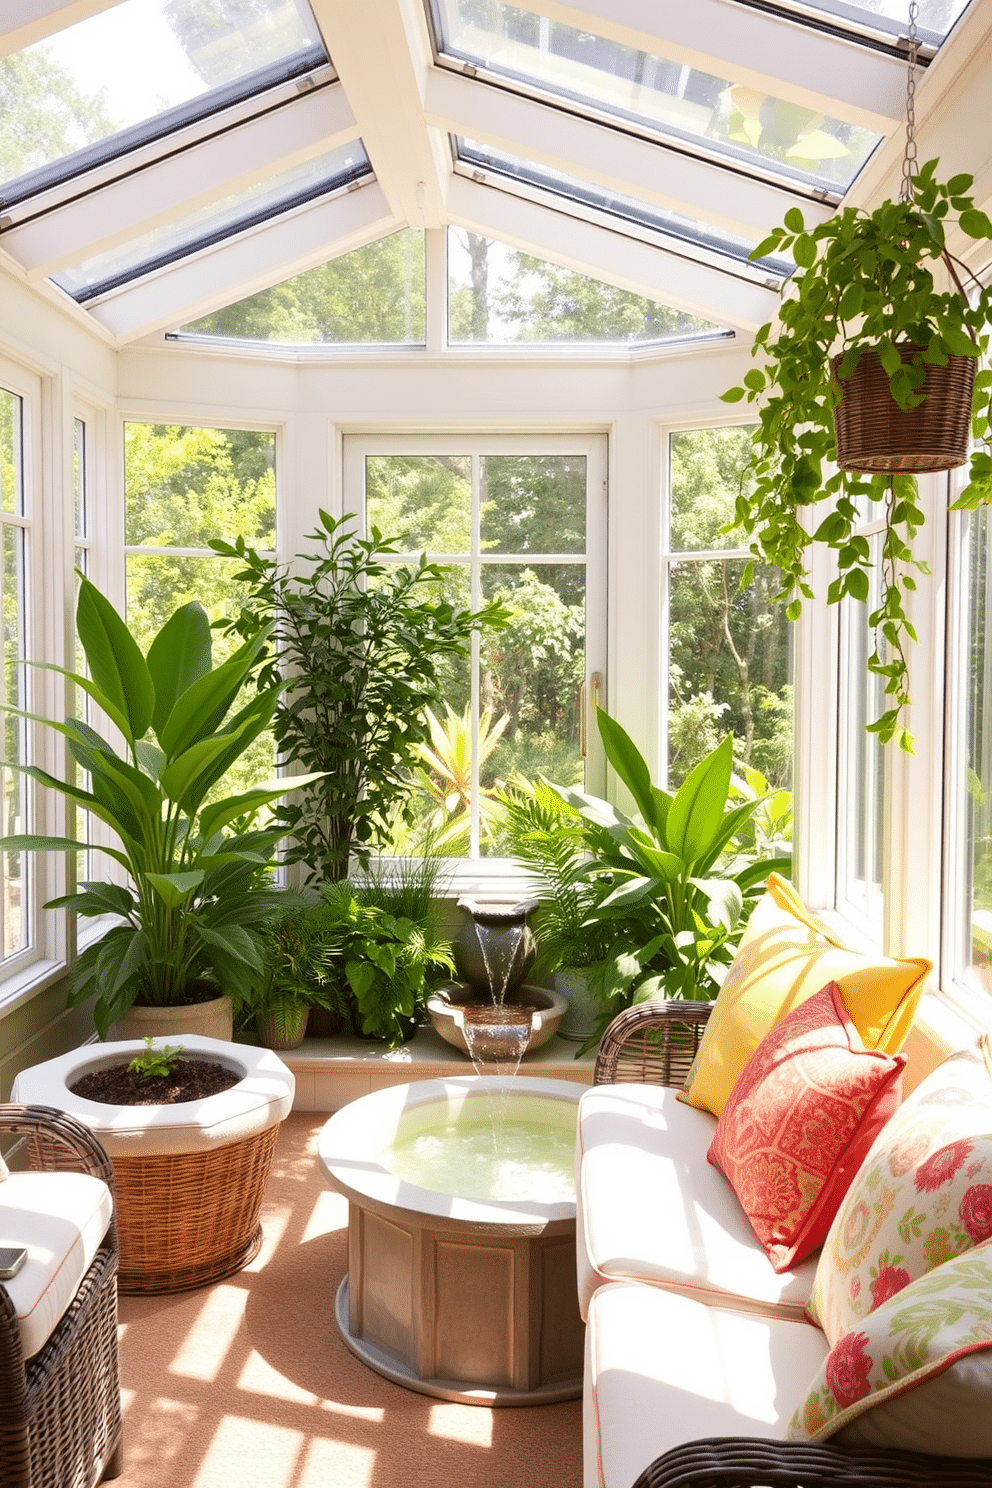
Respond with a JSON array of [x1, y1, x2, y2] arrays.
[[123, 421, 277, 787], [946, 504, 992, 998], [663, 426, 793, 789], [1, 387, 28, 966], [344, 434, 607, 858]]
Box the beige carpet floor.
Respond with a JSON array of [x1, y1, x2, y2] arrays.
[[114, 1112, 584, 1488]]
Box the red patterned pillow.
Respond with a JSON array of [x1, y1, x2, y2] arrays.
[[708, 982, 906, 1273]]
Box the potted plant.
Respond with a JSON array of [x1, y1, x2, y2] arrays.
[[240, 898, 349, 1049], [3, 577, 319, 1039], [211, 512, 507, 882], [539, 711, 790, 1048], [316, 877, 456, 1047], [722, 159, 992, 750]]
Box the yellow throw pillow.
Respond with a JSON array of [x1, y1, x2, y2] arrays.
[[678, 874, 930, 1118]]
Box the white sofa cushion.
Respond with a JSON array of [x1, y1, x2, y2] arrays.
[[0, 1170, 113, 1359], [584, 1280, 829, 1488], [577, 1083, 818, 1320]]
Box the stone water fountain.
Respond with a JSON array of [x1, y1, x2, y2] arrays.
[[426, 896, 568, 1069]]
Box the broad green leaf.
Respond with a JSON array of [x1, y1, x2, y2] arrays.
[[596, 708, 657, 826], [5, 833, 131, 874], [45, 881, 137, 918], [75, 577, 154, 744], [197, 772, 325, 840], [157, 629, 272, 760], [666, 735, 733, 864], [146, 601, 213, 737], [145, 870, 205, 908], [689, 877, 744, 932]]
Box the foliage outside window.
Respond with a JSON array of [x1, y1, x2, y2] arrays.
[[1, 388, 28, 964], [123, 421, 277, 790], [183, 231, 427, 345], [665, 426, 793, 791], [949, 504, 992, 997], [447, 229, 721, 344], [355, 439, 604, 857], [837, 530, 886, 935]]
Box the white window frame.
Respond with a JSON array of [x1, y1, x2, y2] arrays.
[[341, 430, 608, 878]]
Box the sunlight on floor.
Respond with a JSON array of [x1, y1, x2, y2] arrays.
[[428, 1401, 494, 1445], [302, 1187, 348, 1241], [170, 1285, 247, 1381]]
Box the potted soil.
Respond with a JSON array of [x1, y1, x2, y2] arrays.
[[11, 1035, 296, 1295]]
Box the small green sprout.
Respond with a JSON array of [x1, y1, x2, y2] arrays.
[[128, 1036, 184, 1080]]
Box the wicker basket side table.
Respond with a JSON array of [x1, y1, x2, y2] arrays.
[[11, 1036, 295, 1296]]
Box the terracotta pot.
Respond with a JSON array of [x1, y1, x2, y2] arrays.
[[107, 994, 234, 1043]]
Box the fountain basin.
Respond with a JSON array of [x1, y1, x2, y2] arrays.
[[318, 1076, 584, 1405], [426, 982, 568, 1056]]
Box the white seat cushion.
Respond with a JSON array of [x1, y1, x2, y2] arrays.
[[0, 1171, 113, 1359], [585, 1280, 829, 1488], [576, 1083, 818, 1320]]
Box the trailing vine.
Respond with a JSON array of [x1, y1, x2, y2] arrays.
[[722, 161, 992, 750]]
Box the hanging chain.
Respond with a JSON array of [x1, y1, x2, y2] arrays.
[[899, 0, 920, 203]]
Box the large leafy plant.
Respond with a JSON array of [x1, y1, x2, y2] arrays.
[[553, 711, 790, 1032], [722, 161, 992, 749], [4, 578, 318, 1038], [212, 512, 506, 883]]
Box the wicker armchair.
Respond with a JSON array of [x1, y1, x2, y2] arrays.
[[593, 997, 714, 1088], [0, 1104, 123, 1488], [632, 1436, 992, 1488]]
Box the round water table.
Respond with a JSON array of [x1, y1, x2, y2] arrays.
[[318, 1075, 584, 1406]]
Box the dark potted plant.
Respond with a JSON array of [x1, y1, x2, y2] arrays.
[[211, 511, 506, 883], [240, 898, 348, 1049], [3, 577, 319, 1039], [722, 159, 992, 750]]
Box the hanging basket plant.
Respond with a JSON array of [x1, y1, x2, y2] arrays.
[[722, 157, 992, 750]]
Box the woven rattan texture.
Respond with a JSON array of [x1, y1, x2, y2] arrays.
[[113, 1122, 278, 1295], [832, 347, 975, 473], [632, 1435, 992, 1488], [593, 1000, 714, 1088], [0, 1104, 123, 1488]]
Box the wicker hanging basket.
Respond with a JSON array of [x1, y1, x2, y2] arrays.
[[831, 343, 976, 474]]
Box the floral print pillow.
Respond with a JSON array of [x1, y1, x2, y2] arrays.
[[789, 1242, 992, 1454], [808, 1040, 992, 1344]]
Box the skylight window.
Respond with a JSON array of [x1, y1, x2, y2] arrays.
[[447, 230, 728, 345], [791, 0, 971, 45], [181, 230, 427, 345], [430, 0, 881, 193], [52, 143, 371, 302], [454, 139, 791, 282], [0, 0, 327, 205]]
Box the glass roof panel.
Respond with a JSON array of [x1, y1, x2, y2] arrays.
[[0, 0, 326, 202], [793, 0, 971, 43], [52, 142, 371, 302], [431, 0, 881, 192], [447, 228, 728, 344], [181, 230, 427, 344], [455, 139, 792, 279]]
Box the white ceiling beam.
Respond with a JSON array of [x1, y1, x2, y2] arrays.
[[0, 0, 125, 55], [87, 181, 398, 343], [426, 69, 831, 244], [447, 174, 778, 334], [4, 87, 359, 277], [497, 0, 906, 132], [309, 0, 449, 227]]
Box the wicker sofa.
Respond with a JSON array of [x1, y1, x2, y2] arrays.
[[579, 1001, 992, 1488]]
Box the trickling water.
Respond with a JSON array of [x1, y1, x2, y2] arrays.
[[472, 919, 526, 1006], [462, 1005, 532, 1078]]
